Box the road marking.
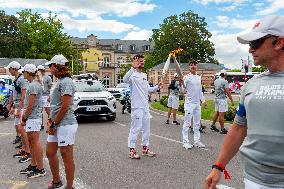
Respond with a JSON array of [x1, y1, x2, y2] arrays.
[[114, 122, 209, 150], [0, 132, 13, 138], [217, 184, 235, 189], [0, 180, 27, 189], [43, 158, 93, 189]]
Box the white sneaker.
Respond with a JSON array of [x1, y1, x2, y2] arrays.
[[183, 143, 193, 149], [194, 141, 205, 148]]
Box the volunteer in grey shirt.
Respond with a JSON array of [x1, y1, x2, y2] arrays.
[[21, 64, 46, 178], [38, 65, 52, 119], [205, 15, 284, 189], [46, 55, 78, 189], [210, 72, 234, 134]]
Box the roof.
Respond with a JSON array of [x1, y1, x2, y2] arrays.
[[0, 58, 49, 67], [149, 62, 223, 71]]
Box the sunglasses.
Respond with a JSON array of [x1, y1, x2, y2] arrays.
[[249, 35, 277, 49]]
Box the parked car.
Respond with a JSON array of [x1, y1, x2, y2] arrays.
[[107, 83, 129, 99], [73, 80, 116, 121]]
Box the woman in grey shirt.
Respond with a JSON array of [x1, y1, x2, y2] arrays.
[[46, 55, 78, 189]]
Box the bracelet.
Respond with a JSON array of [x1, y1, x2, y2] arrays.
[[213, 162, 231, 180]]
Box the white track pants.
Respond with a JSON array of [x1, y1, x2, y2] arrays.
[[128, 108, 150, 148], [182, 103, 201, 144]]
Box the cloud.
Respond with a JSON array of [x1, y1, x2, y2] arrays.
[[195, 0, 246, 5], [210, 31, 251, 69], [217, 5, 237, 11], [122, 29, 152, 40], [257, 0, 284, 15], [0, 0, 156, 17], [44, 13, 137, 34], [215, 16, 257, 30]]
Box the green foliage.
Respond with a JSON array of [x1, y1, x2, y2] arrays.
[[230, 69, 241, 72], [17, 9, 76, 60], [0, 10, 27, 58], [146, 11, 219, 70], [178, 101, 185, 113], [224, 106, 237, 121], [159, 95, 168, 107], [252, 66, 266, 72]]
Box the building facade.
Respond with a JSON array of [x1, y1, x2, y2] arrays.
[[71, 34, 154, 88]]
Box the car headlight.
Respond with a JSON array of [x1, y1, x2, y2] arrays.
[[108, 96, 114, 101]]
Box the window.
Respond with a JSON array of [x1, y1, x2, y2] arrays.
[[145, 45, 150, 51], [117, 44, 123, 51], [130, 44, 136, 51], [103, 75, 110, 88], [117, 76, 123, 84], [103, 57, 110, 67]]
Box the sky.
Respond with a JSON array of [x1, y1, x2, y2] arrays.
[[1, 0, 284, 69]]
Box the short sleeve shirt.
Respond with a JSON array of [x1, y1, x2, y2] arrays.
[[24, 80, 42, 119], [169, 80, 180, 96], [214, 77, 229, 99], [234, 71, 284, 187], [50, 77, 77, 126], [13, 75, 28, 107], [43, 75, 52, 96]]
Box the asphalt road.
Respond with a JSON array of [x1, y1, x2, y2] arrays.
[[0, 102, 244, 189]]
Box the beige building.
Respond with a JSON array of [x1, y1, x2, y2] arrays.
[[71, 34, 154, 88], [148, 62, 222, 93]]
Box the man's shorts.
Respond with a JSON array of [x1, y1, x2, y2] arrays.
[[25, 119, 42, 132], [47, 124, 78, 147], [167, 95, 179, 109], [42, 96, 50, 108], [215, 99, 228, 113], [14, 108, 24, 127]]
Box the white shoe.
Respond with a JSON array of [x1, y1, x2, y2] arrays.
[[183, 143, 193, 149], [194, 141, 205, 148]]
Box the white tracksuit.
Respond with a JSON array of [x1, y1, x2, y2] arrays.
[[123, 68, 159, 148], [182, 74, 205, 144]]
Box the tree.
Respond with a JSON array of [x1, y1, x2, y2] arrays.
[[17, 9, 76, 60], [146, 11, 218, 69], [0, 10, 27, 58], [252, 66, 266, 72]]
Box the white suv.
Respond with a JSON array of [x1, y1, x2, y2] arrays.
[[73, 80, 116, 121]]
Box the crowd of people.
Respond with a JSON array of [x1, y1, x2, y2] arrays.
[[5, 54, 77, 189], [1, 15, 284, 189]]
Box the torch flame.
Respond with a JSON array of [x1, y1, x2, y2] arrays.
[[170, 48, 184, 57]]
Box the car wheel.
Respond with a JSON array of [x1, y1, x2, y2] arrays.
[[106, 113, 116, 121]]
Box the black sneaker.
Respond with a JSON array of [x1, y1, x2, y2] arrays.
[[48, 181, 64, 189], [19, 154, 31, 163], [40, 125, 44, 131], [200, 125, 206, 130], [27, 168, 46, 178], [15, 143, 22, 149], [13, 136, 21, 144], [13, 150, 26, 158], [20, 164, 37, 174], [199, 128, 205, 133], [172, 121, 180, 125], [165, 120, 169, 124], [220, 128, 228, 134], [210, 125, 219, 132]]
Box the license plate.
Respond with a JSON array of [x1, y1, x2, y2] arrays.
[[86, 107, 101, 111]]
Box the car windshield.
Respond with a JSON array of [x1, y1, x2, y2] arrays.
[[74, 81, 106, 92], [116, 83, 129, 88]]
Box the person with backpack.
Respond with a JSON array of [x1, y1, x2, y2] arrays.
[[5, 61, 31, 163], [165, 73, 182, 125]]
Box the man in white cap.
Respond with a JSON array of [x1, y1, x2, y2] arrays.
[[5, 61, 31, 163], [166, 73, 182, 125], [37, 65, 52, 130], [205, 15, 284, 189], [210, 69, 234, 134], [182, 61, 206, 149]]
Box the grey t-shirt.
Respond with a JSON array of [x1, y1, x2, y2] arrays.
[[234, 71, 284, 188], [214, 77, 229, 99], [50, 77, 77, 126], [43, 75, 52, 96], [169, 80, 180, 96], [13, 75, 28, 107], [24, 80, 42, 119]]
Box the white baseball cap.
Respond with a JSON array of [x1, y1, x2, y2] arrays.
[[237, 15, 284, 44], [5, 61, 21, 70], [37, 65, 45, 70], [23, 64, 37, 73], [50, 54, 68, 65]]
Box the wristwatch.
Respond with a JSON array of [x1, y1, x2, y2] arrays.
[[50, 121, 56, 129]]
